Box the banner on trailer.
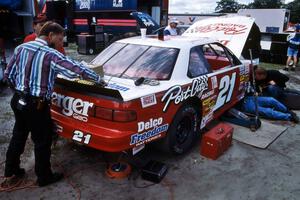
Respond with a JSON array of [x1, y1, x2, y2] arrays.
[[75, 0, 137, 11]]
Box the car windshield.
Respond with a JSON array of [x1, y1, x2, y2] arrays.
[[91, 42, 179, 80]]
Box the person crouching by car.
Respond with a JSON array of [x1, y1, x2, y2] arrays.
[[164, 18, 179, 36], [255, 67, 289, 100], [1, 21, 105, 188], [285, 25, 300, 71], [255, 67, 300, 104]]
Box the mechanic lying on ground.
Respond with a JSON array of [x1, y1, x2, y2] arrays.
[[1, 21, 105, 188], [255, 67, 300, 103], [240, 95, 299, 123], [238, 83, 299, 123]]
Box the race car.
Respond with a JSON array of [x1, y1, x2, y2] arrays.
[[51, 35, 250, 155]]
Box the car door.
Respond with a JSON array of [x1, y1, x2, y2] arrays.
[[201, 43, 244, 117]]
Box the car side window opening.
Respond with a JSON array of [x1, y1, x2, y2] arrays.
[[202, 43, 239, 71], [188, 46, 212, 78]]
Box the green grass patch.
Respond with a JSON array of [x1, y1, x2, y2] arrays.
[[259, 62, 284, 70]]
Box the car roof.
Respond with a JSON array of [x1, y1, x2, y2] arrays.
[[117, 36, 218, 49]]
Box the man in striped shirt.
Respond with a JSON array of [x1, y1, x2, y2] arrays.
[[2, 22, 104, 187]]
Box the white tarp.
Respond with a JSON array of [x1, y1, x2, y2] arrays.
[[183, 15, 255, 58]]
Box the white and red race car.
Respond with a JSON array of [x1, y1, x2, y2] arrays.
[[51, 35, 250, 155]]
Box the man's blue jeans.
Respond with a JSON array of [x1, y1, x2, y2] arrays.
[[262, 85, 284, 100], [242, 96, 291, 120]]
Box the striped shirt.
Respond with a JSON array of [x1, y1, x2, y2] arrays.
[[5, 38, 100, 100]]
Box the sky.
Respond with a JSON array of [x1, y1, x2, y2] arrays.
[[169, 0, 294, 14]]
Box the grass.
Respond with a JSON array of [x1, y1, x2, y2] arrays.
[[259, 62, 284, 70]]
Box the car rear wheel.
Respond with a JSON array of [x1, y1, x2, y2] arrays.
[[158, 104, 201, 155]]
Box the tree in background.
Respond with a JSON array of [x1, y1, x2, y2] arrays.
[[247, 0, 283, 9], [285, 0, 300, 23], [215, 0, 245, 13]]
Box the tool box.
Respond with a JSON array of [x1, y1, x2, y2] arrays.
[[200, 123, 233, 160], [141, 160, 168, 183]]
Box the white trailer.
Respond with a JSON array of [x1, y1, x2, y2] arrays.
[[238, 9, 292, 64], [238, 9, 290, 33]]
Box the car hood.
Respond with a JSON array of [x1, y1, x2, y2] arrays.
[[183, 15, 256, 59]]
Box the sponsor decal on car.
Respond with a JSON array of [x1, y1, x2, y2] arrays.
[[240, 65, 250, 76], [138, 117, 163, 132], [52, 92, 94, 122], [214, 72, 237, 111], [211, 76, 218, 89], [245, 65, 249, 74], [132, 144, 145, 155], [130, 117, 168, 146], [239, 65, 245, 75], [201, 110, 214, 129], [72, 130, 92, 144], [201, 90, 215, 100], [141, 94, 157, 108], [202, 95, 217, 116], [106, 83, 130, 92], [237, 92, 245, 101], [187, 23, 247, 35], [240, 74, 246, 82], [239, 84, 244, 91], [161, 76, 208, 112], [130, 124, 169, 146]]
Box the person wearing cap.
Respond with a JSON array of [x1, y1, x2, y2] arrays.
[[285, 24, 300, 71], [24, 14, 66, 55], [164, 18, 179, 36], [1, 21, 105, 188]]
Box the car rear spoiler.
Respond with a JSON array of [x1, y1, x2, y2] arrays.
[[55, 78, 123, 100]]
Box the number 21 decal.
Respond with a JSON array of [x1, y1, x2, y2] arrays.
[[214, 72, 237, 111], [72, 130, 92, 144]]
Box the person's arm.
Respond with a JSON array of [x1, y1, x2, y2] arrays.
[[164, 29, 171, 36], [287, 33, 295, 41], [270, 70, 289, 87], [50, 51, 102, 83], [275, 71, 289, 83]]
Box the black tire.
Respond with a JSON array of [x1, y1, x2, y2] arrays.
[[158, 104, 201, 155]]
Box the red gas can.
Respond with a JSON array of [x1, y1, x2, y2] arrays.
[[200, 123, 233, 160]]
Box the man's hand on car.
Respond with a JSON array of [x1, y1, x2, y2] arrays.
[[98, 78, 107, 87]]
